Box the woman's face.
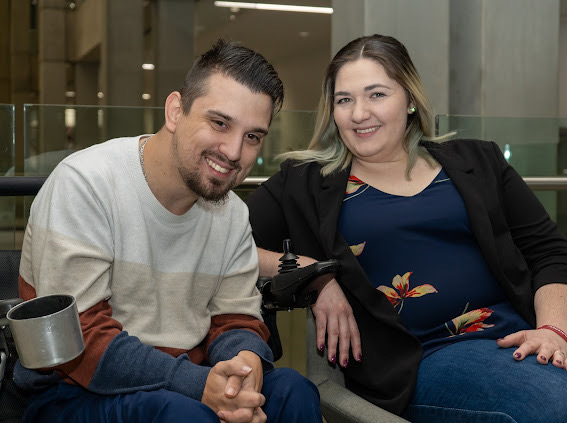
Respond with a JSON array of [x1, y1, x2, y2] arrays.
[[332, 58, 414, 164]]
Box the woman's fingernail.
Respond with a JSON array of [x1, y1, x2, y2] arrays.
[[357, 354, 362, 362], [514, 352, 522, 359], [218, 412, 225, 420], [342, 359, 348, 368], [556, 360, 563, 366], [319, 344, 325, 352], [226, 387, 235, 396], [540, 356, 547, 363], [330, 355, 336, 364]]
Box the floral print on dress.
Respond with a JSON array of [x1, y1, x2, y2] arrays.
[[344, 175, 369, 201], [377, 272, 438, 313], [346, 175, 366, 194], [446, 304, 495, 337], [350, 242, 366, 256]]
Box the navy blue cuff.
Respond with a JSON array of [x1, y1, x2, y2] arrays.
[[208, 329, 274, 373]]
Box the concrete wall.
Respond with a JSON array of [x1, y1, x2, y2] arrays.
[[332, 0, 450, 117], [333, 0, 560, 119]]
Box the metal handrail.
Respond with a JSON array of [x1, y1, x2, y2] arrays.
[[0, 177, 48, 196], [522, 177, 567, 190], [2, 175, 567, 196], [240, 177, 567, 190]]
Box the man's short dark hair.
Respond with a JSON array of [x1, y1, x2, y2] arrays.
[[180, 39, 284, 116]]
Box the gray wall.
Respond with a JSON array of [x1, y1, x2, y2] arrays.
[[332, 0, 562, 119]]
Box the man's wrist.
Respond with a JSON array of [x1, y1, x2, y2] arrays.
[[237, 350, 261, 367]]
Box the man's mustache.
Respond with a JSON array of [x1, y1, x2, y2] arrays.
[[203, 150, 241, 172]]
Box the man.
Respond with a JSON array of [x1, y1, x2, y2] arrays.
[[15, 40, 322, 423]]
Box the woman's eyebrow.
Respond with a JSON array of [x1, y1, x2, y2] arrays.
[[334, 83, 392, 97], [364, 83, 391, 91]]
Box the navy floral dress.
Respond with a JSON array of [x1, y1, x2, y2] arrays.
[[338, 168, 530, 357]]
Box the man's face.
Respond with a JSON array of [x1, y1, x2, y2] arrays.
[[172, 73, 272, 202]]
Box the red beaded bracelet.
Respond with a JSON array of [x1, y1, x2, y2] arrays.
[[537, 325, 567, 344]]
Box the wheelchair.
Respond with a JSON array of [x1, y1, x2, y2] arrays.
[[0, 240, 340, 422]]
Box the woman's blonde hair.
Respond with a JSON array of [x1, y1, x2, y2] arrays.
[[279, 34, 452, 178]]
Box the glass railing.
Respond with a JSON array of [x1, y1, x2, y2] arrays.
[[436, 115, 565, 176], [19, 104, 315, 177], [0, 104, 15, 249], [20, 104, 165, 176], [0, 105, 317, 249], [436, 115, 567, 235], [3, 109, 567, 249]]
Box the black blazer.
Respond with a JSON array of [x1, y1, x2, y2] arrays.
[[246, 138, 567, 414]]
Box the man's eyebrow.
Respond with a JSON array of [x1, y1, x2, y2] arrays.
[[208, 109, 268, 135], [253, 127, 269, 136], [334, 83, 392, 97], [208, 109, 234, 122]]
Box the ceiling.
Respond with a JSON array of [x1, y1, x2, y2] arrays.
[[193, 0, 332, 62]]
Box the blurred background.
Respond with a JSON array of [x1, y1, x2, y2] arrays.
[[1, 0, 567, 373]]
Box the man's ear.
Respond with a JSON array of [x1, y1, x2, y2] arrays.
[[164, 91, 183, 133]]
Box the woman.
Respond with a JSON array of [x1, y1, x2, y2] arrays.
[[246, 34, 567, 421]]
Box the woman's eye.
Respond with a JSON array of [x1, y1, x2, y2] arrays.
[[336, 98, 350, 104], [213, 120, 227, 128], [371, 92, 385, 98]]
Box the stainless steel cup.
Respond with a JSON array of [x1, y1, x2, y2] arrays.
[[6, 295, 85, 369]]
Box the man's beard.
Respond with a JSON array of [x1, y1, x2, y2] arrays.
[[179, 151, 241, 204]]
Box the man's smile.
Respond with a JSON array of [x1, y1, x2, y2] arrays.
[[206, 157, 230, 174]]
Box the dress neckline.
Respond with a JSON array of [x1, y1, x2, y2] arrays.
[[348, 168, 446, 198]]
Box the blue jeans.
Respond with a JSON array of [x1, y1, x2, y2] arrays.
[[402, 339, 567, 422], [23, 368, 322, 423]]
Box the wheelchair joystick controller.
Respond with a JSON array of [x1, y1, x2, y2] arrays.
[[278, 239, 299, 273], [258, 239, 341, 311]]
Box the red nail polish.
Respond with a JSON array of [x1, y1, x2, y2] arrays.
[[540, 356, 547, 362], [330, 355, 336, 364], [343, 359, 348, 368], [357, 354, 362, 362], [514, 352, 521, 359], [319, 344, 325, 352]]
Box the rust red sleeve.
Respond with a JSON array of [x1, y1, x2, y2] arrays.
[[204, 314, 270, 357]]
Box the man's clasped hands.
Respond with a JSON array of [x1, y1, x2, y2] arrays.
[[202, 350, 267, 423]]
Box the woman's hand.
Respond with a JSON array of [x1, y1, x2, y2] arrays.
[[311, 279, 362, 367], [257, 247, 362, 367], [497, 328, 567, 370]]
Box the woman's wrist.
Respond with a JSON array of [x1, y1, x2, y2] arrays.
[[537, 324, 567, 344]]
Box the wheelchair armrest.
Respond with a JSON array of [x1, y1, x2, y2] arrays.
[[259, 259, 340, 311], [257, 240, 341, 361]]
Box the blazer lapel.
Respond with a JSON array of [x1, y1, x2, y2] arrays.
[[317, 167, 350, 258]]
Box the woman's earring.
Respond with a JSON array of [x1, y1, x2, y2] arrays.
[[409, 107, 416, 114]]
